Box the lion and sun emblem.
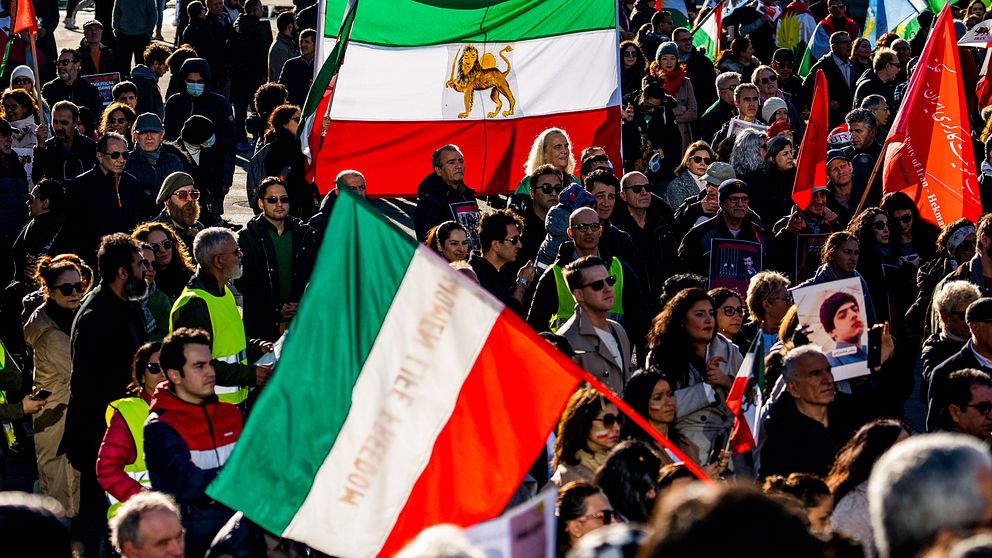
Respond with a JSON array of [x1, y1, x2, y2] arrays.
[[445, 44, 517, 119]]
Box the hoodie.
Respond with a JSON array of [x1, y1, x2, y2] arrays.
[[131, 64, 164, 118], [163, 58, 236, 186]]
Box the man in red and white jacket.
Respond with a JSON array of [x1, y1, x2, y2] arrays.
[[145, 327, 244, 558]]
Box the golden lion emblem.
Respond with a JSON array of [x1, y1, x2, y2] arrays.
[[445, 45, 516, 119]]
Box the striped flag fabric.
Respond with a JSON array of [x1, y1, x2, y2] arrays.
[[692, 2, 723, 62], [726, 336, 763, 454], [206, 189, 584, 557], [299, 0, 356, 183], [657, 0, 691, 28], [792, 69, 828, 209], [309, 0, 622, 197], [863, 0, 925, 45]]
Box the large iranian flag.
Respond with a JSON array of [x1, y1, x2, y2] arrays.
[[206, 189, 582, 556], [310, 0, 622, 197]]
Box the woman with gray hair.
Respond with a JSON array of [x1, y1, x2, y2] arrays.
[[921, 280, 983, 400]]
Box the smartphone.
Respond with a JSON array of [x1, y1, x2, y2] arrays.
[[30, 389, 51, 401], [708, 431, 728, 465], [867, 326, 882, 369]]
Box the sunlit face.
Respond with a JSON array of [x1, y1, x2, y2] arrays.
[[588, 181, 617, 222], [685, 300, 715, 344], [829, 300, 864, 344], [855, 40, 871, 61], [566, 492, 613, 545], [440, 228, 469, 262], [622, 46, 639, 69], [586, 403, 621, 453], [827, 159, 852, 187], [648, 379, 676, 424], [756, 69, 777, 96], [49, 268, 83, 309], [832, 239, 860, 274], [107, 109, 130, 135], [659, 53, 678, 72], [142, 350, 164, 396], [786, 352, 836, 406], [544, 133, 571, 171], [687, 149, 711, 176], [807, 495, 834, 536], [773, 144, 794, 170], [716, 294, 745, 336], [146, 229, 173, 267]]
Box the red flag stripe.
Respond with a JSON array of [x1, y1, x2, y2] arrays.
[[792, 70, 828, 209]]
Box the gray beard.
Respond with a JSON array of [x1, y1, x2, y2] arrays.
[[123, 272, 148, 301], [224, 264, 243, 282]]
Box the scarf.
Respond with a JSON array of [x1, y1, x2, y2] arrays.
[[137, 145, 162, 166], [661, 65, 687, 97], [183, 141, 202, 165], [576, 448, 610, 475], [44, 299, 75, 334]]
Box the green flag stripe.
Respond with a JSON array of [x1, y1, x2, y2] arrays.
[[321, 0, 615, 47], [207, 190, 418, 533], [302, 1, 357, 120]]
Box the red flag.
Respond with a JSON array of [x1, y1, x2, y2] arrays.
[[882, 4, 981, 227], [726, 336, 762, 453], [792, 69, 828, 209], [12, 0, 38, 35]]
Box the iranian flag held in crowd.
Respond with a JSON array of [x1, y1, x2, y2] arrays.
[[206, 189, 584, 557], [306, 0, 622, 197], [882, 3, 981, 227]]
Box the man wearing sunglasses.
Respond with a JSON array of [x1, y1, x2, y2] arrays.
[[62, 132, 155, 265], [678, 179, 766, 277], [153, 172, 205, 250], [41, 49, 104, 118], [557, 255, 633, 394], [509, 164, 562, 274], [771, 49, 803, 101], [936, 370, 992, 441], [612, 171, 677, 303], [929, 298, 992, 431], [470, 209, 534, 317], [699, 72, 741, 143], [527, 207, 647, 350], [236, 177, 317, 342]]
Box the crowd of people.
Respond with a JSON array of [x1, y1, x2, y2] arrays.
[[3, 0, 992, 556]]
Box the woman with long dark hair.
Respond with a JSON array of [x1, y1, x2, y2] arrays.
[[262, 104, 318, 219], [645, 288, 740, 465], [709, 287, 746, 341], [850, 207, 897, 324], [132, 222, 195, 301], [620, 41, 647, 99], [621, 369, 678, 460], [556, 481, 615, 558], [550, 387, 623, 487], [716, 37, 760, 81], [594, 440, 661, 523], [425, 221, 470, 263], [827, 419, 909, 557]]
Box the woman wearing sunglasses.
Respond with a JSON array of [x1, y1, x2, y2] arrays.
[[645, 288, 740, 466], [98, 102, 137, 144], [550, 387, 623, 488], [132, 221, 195, 301], [880, 192, 940, 272], [666, 141, 714, 210], [849, 208, 898, 340], [619, 40, 647, 99], [1, 88, 47, 151], [262, 103, 318, 220], [23, 255, 87, 517], [96, 342, 165, 517], [556, 481, 617, 557]]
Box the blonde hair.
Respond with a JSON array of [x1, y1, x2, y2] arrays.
[[524, 127, 576, 176]]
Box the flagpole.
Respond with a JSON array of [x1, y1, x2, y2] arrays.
[[852, 140, 888, 217], [28, 32, 44, 125], [689, 0, 724, 34]]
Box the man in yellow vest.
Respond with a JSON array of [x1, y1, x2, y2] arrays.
[[526, 207, 647, 344], [169, 227, 273, 404]]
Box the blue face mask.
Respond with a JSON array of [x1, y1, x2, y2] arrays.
[[186, 83, 205, 97], [204, 134, 216, 148]]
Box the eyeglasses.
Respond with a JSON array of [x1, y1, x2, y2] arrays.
[[872, 220, 889, 231], [537, 183, 564, 195], [109, 117, 128, 124], [965, 401, 992, 417], [895, 214, 913, 224], [768, 292, 794, 305], [571, 222, 602, 232], [102, 150, 129, 159], [642, 102, 662, 112], [690, 155, 712, 165], [727, 195, 749, 206], [959, 240, 976, 251], [501, 235, 521, 245], [57, 59, 76, 66], [219, 249, 243, 258], [173, 189, 200, 201], [12, 77, 31, 86], [265, 196, 291, 204], [622, 51, 638, 58], [146, 362, 162, 373], [593, 412, 624, 427], [150, 239, 174, 253], [721, 305, 746, 317], [624, 184, 649, 194], [53, 282, 84, 296], [719, 84, 740, 92], [581, 275, 617, 292], [577, 510, 617, 525], [758, 74, 778, 84]]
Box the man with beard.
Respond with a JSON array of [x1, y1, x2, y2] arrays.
[[66, 233, 149, 555], [32, 101, 97, 185], [40, 49, 104, 117], [771, 186, 842, 278], [236, 177, 318, 341], [62, 132, 156, 266], [469, 209, 535, 317], [123, 113, 187, 199], [169, 227, 274, 406], [153, 172, 205, 250]]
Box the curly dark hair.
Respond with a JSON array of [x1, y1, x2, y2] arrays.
[[131, 221, 194, 274], [762, 472, 830, 509], [819, 231, 859, 266], [826, 419, 906, 503], [263, 104, 301, 144], [595, 440, 662, 523], [130, 341, 162, 395], [646, 288, 714, 387], [0, 88, 39, 121], [848, 206, 888, 249], [553, 387, 611, 469]]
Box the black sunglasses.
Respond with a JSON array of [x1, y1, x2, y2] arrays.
[[759, 74, 778, 84], [538, 183, 564, 195], [146, 362, 162, 373], [501, 235, 521, 245], [581, 275, 617, 292], [102, 151, 129, 160], [895, 214, 913, 224], [873, 221, 889, 230], [53, 282, 84, 296], [690, 155, 712, 165], [150, 239, 174, 253], [265, 196, 291, 204], [595, 412, 624, 428], [624, 184, 648, 194]]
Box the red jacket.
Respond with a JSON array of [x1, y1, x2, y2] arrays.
[[95, 389, 154, 503]]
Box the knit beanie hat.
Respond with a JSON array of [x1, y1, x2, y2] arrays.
[[156, 172, 195, 204], [10, 65, 34, 84], [656, 41, 679, 61], [180, 115, 213, 145], [761, 97, 788, 124]]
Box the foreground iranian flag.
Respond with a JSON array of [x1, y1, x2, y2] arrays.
[[310, 0, 622, 197], [692, 2, 722, 62], [207, 190, 581, 556]]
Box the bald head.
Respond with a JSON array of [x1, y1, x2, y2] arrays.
[[620, 171, 649, 189], [570, 206, 598, 226]]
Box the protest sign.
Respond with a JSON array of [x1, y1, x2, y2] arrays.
[[726, 117, 768, 139], [709, 239, 762, 296], [450, 200, 482, 252], [792, 277, 870, 381], [466, 487, 556, 558], [81, 72, 120, 106]]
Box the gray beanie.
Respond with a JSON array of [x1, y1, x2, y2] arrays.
[[156, 172, 195, 204], [656, 41, 679, 61], [762, 97, 788, 123]]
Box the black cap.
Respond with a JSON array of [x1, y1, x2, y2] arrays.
[[772, 48, 794, 62], [0, 118, 13, 135], [718, 179, 749, 204], [966, 298, 992, 324]]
